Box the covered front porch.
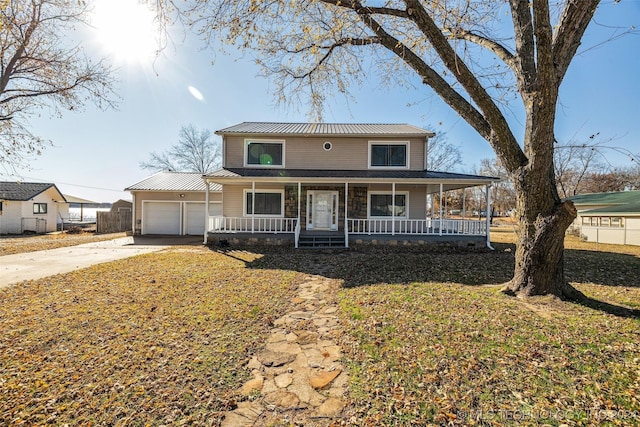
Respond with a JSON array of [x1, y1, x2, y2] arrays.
[[203, 169, 496, 248]]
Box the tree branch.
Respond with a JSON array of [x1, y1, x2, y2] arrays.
[[509, 0, 536, 91], [403, 0, 527, 172], [448, 28, 516, 71], [552, 0, 600, 85]]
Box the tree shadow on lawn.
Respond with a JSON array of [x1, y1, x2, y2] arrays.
[[214, 242, 640, 318]]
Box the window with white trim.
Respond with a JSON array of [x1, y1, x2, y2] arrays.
[[368, 192, 408, 217], [33, 203, 47, 214], [245, 140, 285, 167], [369, 142, 409, 168], [244, 190, 284, 216]]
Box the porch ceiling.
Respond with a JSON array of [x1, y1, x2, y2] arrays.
[[204, 168, 497, 189]]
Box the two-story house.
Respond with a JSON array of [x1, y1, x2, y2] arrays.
[[203, 122, 497, 248]]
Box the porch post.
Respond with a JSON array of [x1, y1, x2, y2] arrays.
[[251, 181, 255, 233], [439, 183, 443, 236], [131, 193, 136, 235], [204, 179, 210, 244], [297, 182, 301, 222], [462, 189, 466, 218], [391, 182, 396, 236], [485, 183, 493, 249], [344, 182, 349, 248], [297, 182, 301, 248]]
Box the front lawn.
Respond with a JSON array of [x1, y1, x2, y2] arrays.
[[334, 232, 640, 426], [0, 248, 303, 425], [1, 232, 638, 426], [0, 232, 126, 255]]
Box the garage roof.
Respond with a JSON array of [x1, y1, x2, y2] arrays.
[[125, 172, 222, 192]]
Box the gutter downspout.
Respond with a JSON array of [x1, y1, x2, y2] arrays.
[[486, 183, 494, 250]]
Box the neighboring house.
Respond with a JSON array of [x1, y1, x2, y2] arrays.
[[568, 191, 640, 246], [125, 172, 222, 236], [0, 182, 67, 234], [203, 122, 498, 248]]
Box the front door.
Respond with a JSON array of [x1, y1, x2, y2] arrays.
[[307, 191, 338, 230]]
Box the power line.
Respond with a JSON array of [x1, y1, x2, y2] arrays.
[[0, 173, 125, 193]]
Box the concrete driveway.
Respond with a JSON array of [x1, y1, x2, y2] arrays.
[[0, 236, 203, 288]]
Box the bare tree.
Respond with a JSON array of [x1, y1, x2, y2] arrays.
[[140, 124, 222, 173], [425, 128, 462, 171], [478, 158, 516, 215], [159, 1, 636, 299], [0, 0, 117, 170]]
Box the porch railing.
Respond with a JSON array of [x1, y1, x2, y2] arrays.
[[208, 216, 298, 233], [347, 218, 487, 236]]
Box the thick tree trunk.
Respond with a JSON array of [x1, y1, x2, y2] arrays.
[[502, 170, 585, 300]]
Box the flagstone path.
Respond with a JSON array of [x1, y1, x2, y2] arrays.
[[221, 274, 350, 426]]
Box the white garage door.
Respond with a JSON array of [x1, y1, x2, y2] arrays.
[[184, 203, 222, 235], [143, 202, 181, 235]]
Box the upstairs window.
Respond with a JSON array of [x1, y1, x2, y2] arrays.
[[369, 142, 409, 168], [245, 140, 285, 167], [33, 203, 48, 214]]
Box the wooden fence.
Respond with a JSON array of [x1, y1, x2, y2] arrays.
[[97, 211, 132, 234]]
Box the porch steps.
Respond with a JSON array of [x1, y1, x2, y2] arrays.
[[298, 232, 346, 248]]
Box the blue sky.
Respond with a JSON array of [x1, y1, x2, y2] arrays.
[[1, 1, 639, 203]]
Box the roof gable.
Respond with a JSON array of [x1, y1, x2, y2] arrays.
[[125, 172, 222, 192], [216, 122, 434, 137], [0, 182, 66, 201]]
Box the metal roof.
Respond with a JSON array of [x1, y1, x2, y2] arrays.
[[580, 201, 640, 216], [125, 172, 222, 192], [64, 194, 98, 204], [0, 182, 66, 201], [215, 122, 434, 137], [568, 191, 640, 206], [206, 168, 496, 182]]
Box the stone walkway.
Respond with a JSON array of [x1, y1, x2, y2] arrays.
[[222, 275, 349, 426]]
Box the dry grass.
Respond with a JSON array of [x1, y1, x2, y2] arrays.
[[0, 247, 303, 425], [0, 232, 126, 256], [1, 229, 638, 426]]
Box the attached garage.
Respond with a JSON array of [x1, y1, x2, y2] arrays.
[[142, 202, 181, 235], [125, 172, 223, 236], [184, 202, 222, 235]]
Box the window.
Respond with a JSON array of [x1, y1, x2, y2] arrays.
[[611, 217, 623, 227], [245, 190, 283, 216], [245, 140, 284, 167], [582, 217, 593, 226], [33, 203, 47, 214], [369, 142, 408, 168], [368, 192, 408, 217], [0, 201, 3, 215]]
